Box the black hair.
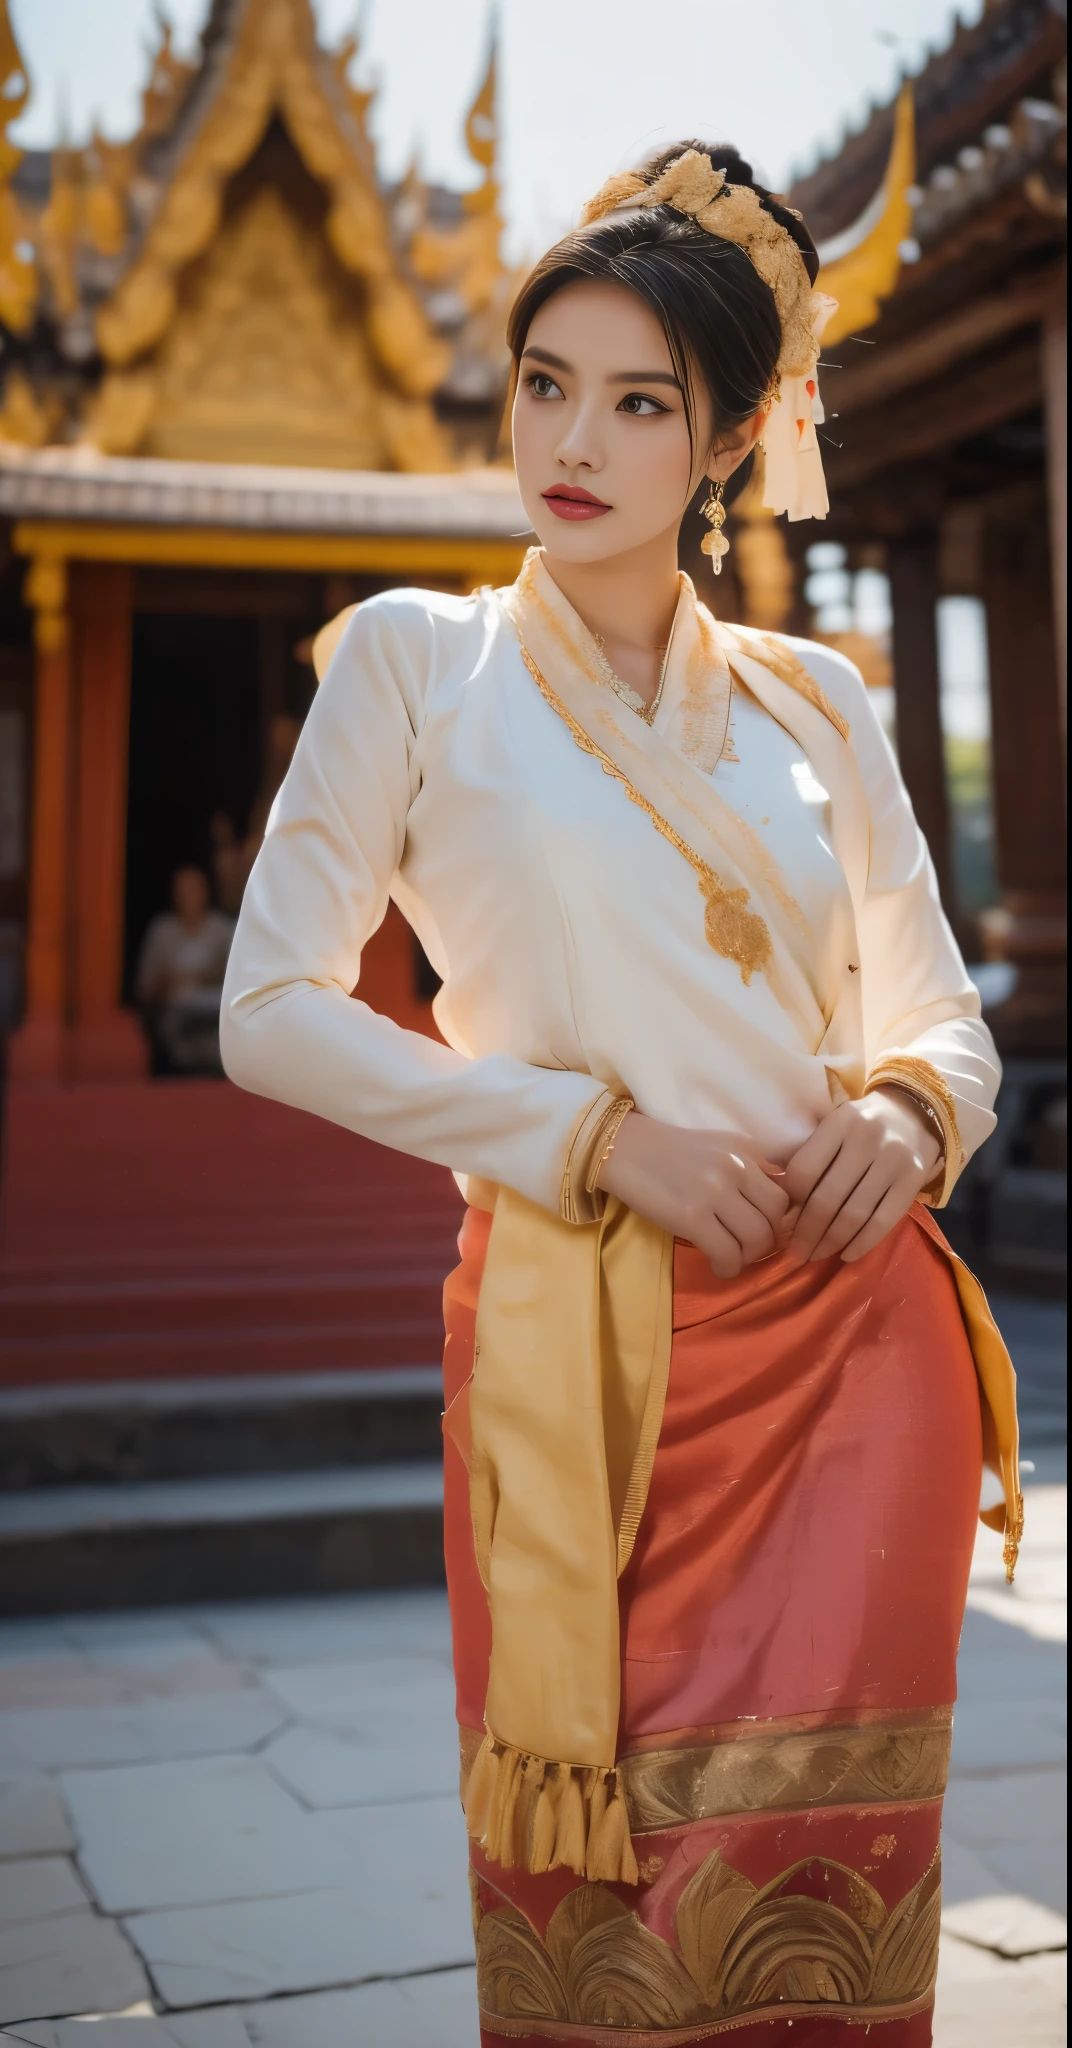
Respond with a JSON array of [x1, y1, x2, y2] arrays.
[[508, 142, 818, 494]]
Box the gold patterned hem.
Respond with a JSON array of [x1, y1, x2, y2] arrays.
[[480, 1992, 933, 2041], [475, 1846, 942, 2036], [622, 1700, 953, 1754], [461, 1708, 952, 1834]]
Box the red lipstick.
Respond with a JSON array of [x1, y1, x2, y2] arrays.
[[542, 485, 611, 521]]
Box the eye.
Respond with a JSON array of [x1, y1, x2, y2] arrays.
[[526, 372, 563, 400], [618, 392, 669, 417]]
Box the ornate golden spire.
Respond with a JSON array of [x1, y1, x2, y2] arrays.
[[410, 28, 505, 317], [0, 0, 36, 333], [816, 85, 917, 346]]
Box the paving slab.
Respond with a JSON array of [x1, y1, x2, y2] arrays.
[[933, 1933, 1066, 2047], [257, 1649, 456, 1734], [0, 1866, 89, 1931], [61, 1756, 335, 1915], [0, 1782, 74, 1861], [195, 1588, 453, 1666], [0, 1653, 254, 1711], [0, 1691, 286, 1774], [942, 1890, 1067, 1958], [124, 1797, 472, 2006], [56, 1618, 214, 1659], [948, 1693, 1066, 1774], [1, 2025, 172, 2048], [942, 1767, 1067, 1912], [264, 1717, 460, 1808], [166, 1965, 479, 2046], [0, 1912, 151, 2028]]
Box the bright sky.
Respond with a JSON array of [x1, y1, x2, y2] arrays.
[[12, 0, 982, 260]]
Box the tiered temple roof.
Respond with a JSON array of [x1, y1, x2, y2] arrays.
[[0, 0, 512, 470]]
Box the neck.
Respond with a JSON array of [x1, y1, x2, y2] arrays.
[[540, 524, 683, 701]]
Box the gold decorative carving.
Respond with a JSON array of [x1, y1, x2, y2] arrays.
[[81, 371, 159, 456], [39, 147, 83, 320], [476, 1848, 942, 2032], [94, 0, 449, 405], [410, 41, 506, 318], [0, 370, 57, 448], [622, 1715, 952, 1832], [0, 0, 35, 333], [139, 18, 197, 143], [92, 185, 447, 471], [81, 132, 139, 259]]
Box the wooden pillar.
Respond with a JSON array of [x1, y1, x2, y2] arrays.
[[8, 554, 72, 1084], [1042, 296, 1066, 719], [979, 499, 1066, 1051], [887, 530, 953, 908], [68, 563, 147, 1081]]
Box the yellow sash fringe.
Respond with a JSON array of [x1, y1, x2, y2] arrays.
[[464, 1734, 639, 1884]]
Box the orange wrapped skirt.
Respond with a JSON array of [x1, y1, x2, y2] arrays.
[[443, 1207, 983, 2046]]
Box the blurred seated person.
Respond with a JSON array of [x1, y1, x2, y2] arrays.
[[136, 867, 235, 1075]]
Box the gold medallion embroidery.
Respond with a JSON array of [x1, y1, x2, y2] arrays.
[[519, 646, 773, 986]]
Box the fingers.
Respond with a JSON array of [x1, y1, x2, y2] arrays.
[[694, 1214, 752, 1280], [783, 1109, 849, 1209], [739, 1158, 791, 1227], [840, 1185, 917, 1263], [789, 1142, 869, 1261], [807, 1162, 890, 1261]]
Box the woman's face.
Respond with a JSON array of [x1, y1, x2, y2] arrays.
[[512, 277, 712, 565]]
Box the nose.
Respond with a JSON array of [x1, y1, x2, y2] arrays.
[[553, 396, 604, 476]]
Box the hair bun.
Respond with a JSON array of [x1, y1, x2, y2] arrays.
[[639, 139, 819, 285]]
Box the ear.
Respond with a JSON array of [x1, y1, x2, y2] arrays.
[[705, 403, 769, 484]]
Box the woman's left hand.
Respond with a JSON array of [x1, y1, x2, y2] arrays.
[[783, 1087, 943, 1264]]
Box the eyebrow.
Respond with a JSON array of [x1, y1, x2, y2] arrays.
[[521, 344, 680, 390]]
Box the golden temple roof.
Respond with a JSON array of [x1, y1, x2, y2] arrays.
[[0, 0, 511, 471]]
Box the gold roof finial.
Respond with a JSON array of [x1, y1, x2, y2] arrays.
[[816, 84, 917, 346], [0, 0, 36, 333]]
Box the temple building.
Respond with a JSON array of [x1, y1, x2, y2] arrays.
[[0, 0, 526, 1083]]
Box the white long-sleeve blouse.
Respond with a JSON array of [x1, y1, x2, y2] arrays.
[[220, 581, 999, 1213]]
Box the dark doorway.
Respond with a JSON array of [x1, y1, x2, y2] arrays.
[[124, 612, 261, 995]]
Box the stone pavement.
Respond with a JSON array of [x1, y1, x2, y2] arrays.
[[0, 1307, 1065, 2046]]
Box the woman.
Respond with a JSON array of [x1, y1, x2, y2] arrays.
[[222, 144, 1020, 2047]]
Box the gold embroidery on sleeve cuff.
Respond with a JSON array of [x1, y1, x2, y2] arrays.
[[865, 1054, 963, 1207], [560, 1090, 633, 1225]]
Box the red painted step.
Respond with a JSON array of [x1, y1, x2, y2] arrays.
[[0, 1080, 464, 1387]]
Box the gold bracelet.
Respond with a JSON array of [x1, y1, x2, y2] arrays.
[[865, 1078, 947, 1201], [585, 1096, 634, 1196]]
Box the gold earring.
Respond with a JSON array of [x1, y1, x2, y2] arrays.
[[700, 480, 729, 575]]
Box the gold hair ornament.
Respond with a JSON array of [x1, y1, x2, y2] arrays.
[[579, 150, 838, 521], [579, 150, 818, 381]]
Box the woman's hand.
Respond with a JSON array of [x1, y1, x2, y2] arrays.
[[595, 1111, 790, 1278], [783, 1087, 943, 1265]]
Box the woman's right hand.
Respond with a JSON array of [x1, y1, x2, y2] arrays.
[[594, 1111, 791, 1277]]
